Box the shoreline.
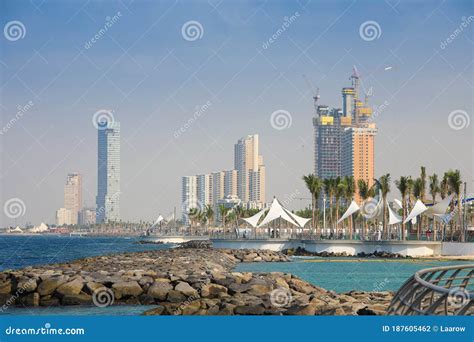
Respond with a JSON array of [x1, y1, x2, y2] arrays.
[[0, 246, 393, 316]]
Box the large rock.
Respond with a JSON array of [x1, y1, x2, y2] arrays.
[[167, 290, 186, 303], [179, 240, 212, 249], [56, 279, 84, 296], [17, 278, 37, 293], [147, 281, 173, 301], [112, 281, 143, 297], [142, 305, 165, 316], [0, 280, 11, 294], [37, 276, 67, 296], [174, 282, 198, 297], [61, 293, 92, 305], [247, 284, 273, 297], [17, 293, 39, 307], [234, 305, 265, 315], [200, 283, 228, 298]]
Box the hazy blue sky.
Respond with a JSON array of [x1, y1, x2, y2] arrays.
[[1, 0, 472, 225]]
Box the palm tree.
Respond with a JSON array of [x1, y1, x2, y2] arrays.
[[188, 208, 199, 234], [218, 204, 230, 231], [378, 174, 391, 239], [412, 178, 423, 239], [447, 170, 463, 242], [204, 205, 214, 231], [357, 179, 370, 239], [429, 174, 439, 240], [395, 176, 409, 240], [440, 172, 449, 199], [302, 174, 323, 234], [334, 177, 343, 232], [323, 178, 334, 229]]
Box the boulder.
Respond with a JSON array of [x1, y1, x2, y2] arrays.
[[112, 281, 143, 297], [234, 305, 265, 315], [142, 305, 165, 316], [167, 290, 186, 303], [0, 280, 11, 294], [147, 281, 173, 301], [17, 278, 37, 293], [61, 293, 92, 305], [247, 284, 273, 297], [40, 295, 60, 306], [56, 279, 84, 296], [37, 276, 67, 296], [200, 283, 228, 298], [17, 293, 39, 306], [174, 282, 198, 297]]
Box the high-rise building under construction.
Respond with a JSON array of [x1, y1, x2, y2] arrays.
[[313, 68, 377, 202]]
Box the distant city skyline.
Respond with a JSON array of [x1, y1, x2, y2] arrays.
[[1, 1, 472, 225]]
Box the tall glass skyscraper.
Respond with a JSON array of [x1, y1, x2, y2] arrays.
[[96, 120, 120, 223]]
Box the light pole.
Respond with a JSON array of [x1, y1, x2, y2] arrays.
[[323, 194, 326, 236]]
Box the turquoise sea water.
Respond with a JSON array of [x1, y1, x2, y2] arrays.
[[1, 236, 471, 315], [236, 257, 473, 293]]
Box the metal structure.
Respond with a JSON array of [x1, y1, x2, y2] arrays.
[[388, 264, 473, 315]]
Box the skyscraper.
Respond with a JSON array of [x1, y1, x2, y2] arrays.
[[234, 134, 265, 205], [182, 175, 198, 225], [313, 68, 377, 203], [96, 120, 121, 223], [64, 173, 82, 224]]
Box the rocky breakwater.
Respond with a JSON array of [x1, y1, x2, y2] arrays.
[[284, 247, 411, 259], [0, 245, 392, 315]]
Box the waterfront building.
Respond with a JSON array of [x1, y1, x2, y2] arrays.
[[56, 207, 73, 226], [212, 171, 225, 206], [64, 173, 82, 225], [234, 134, 266, 204], [182, 175, 198, 225], [80, 207, 96, 225], [96, 120, 121, 223], [197, 174, 213, 208], [313, 68, 377, 203], [224, 169, 238, 198]]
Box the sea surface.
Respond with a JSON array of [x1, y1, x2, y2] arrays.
[[0, 235, 173, 271], [236, 257, 472, 293], [0, 235, 471, 315]]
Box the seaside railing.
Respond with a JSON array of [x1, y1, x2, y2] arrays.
[[388, 264, 474, 315]]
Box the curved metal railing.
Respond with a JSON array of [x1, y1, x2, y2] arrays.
[[388, 264, 473, 315]]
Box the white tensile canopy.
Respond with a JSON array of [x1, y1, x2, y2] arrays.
[[30, 222, 49, 233], [155, 215, 164, 224], [403, 200, 428, 224], [337, 200, 360, 223], [426, 194, 454, 216], [243, 198, 310, 228], [387, 203, 402, 225], [242, 208, 266, 228], [394, 199, 403, 209], [434, 212, 455, 224]]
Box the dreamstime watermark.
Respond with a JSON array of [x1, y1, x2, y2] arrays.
[[262, 12, 300, 50], [369, 100, 390, 123], [173, 100, 212, 139], [359, 21, 382, 41], [92, 288, 115, 307], [4, 20, 26, 41], [84, 12, 123, 49], [92, 109, 115, 130], [0, 101, 34, 135], [5, 323, 85, 336], [270, 288, 292, 307], [0, 278, 36, 312], [372, 278, 390, 292], [440, 16, 474, 50], [281, 189, 301, 207], [361, 198, 378, 219], [181, 21, 204, 41], [270, 109, 292, 130], [448, 109, 470, 130], [447, 287, 469, 309], [3, 198, 26, 219]]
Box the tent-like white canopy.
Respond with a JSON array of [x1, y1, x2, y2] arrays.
[[434, 212, 454, 224], [337, 200, 360, 224], [387, 203, 402, 225], [394, 199, 403, 209], [242, 208, 266, 228], [426, 194, 454, 216], [243, 198, 310, 229], [403, 200, 428, 224]]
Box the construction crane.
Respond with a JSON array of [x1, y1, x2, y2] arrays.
[[302, 74, 320, 115]]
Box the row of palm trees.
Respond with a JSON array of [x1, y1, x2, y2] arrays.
[[302, 168, 466, 241], [187, 205, 261, 231]]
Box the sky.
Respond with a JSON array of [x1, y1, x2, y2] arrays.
[[0, 0, 472, 226]]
